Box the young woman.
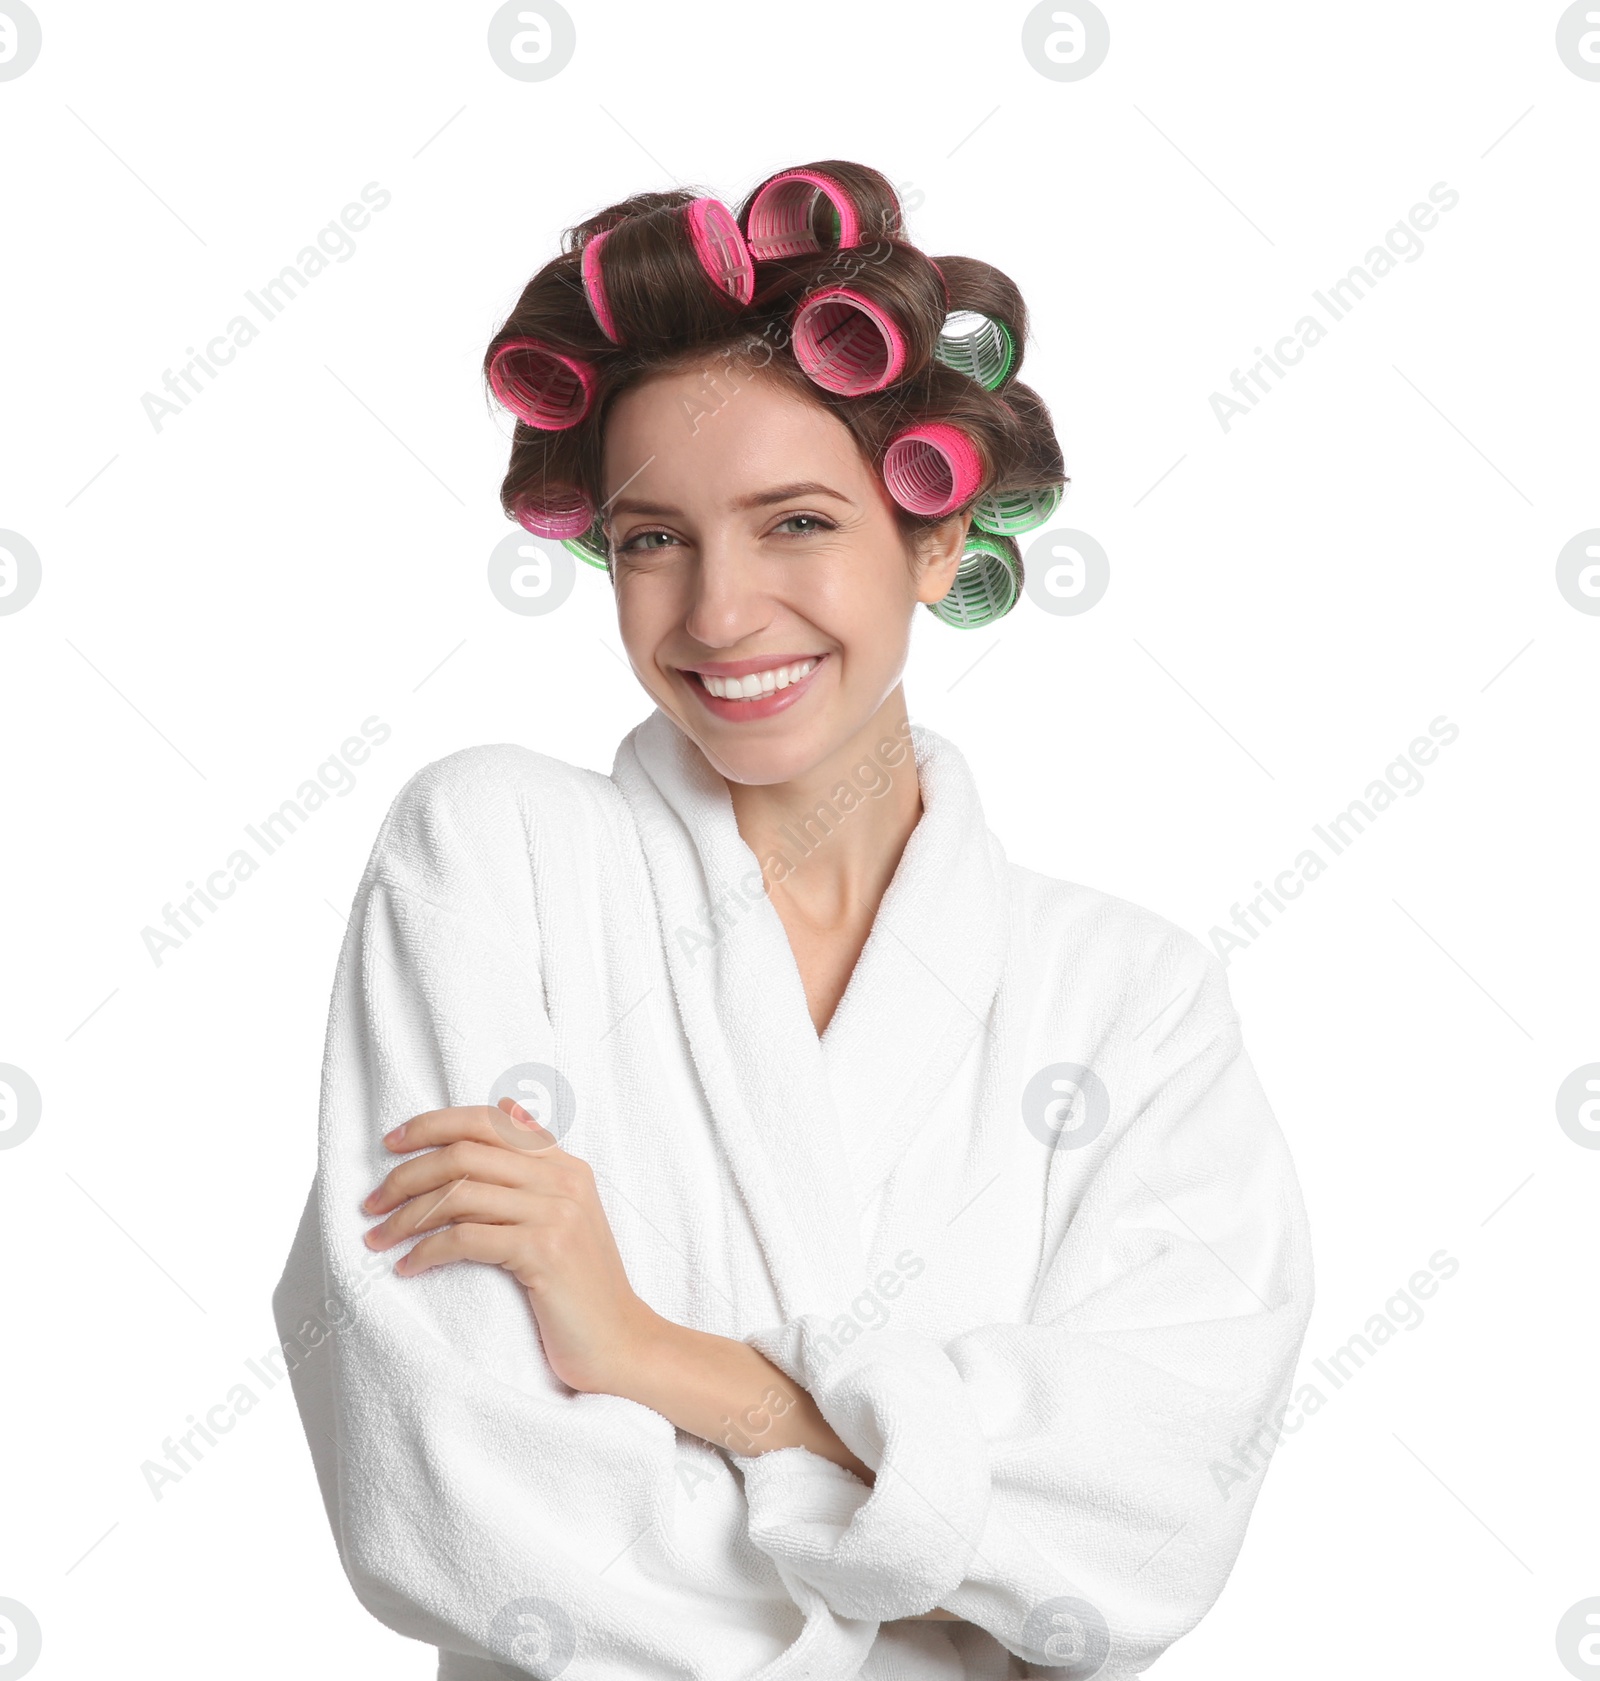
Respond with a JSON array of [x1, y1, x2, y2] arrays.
[[274, 159, 1314, 1680]]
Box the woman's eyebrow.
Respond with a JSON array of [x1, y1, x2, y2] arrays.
[[607, 481, 853, 518], [731, 481, 853, 511]]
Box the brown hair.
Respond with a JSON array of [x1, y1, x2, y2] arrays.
[[482, 160, 1068, 616]]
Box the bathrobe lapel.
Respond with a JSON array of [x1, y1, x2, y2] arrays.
[[610, 708, 1009, 1320], [613, 709, 863, 1320], [813, 723, 1011, 1216]]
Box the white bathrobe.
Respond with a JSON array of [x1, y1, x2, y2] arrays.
[[272, 705, 1314, 1680]]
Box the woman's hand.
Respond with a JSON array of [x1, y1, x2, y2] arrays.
[[363, 1099, 876, 1484], [362, 1099, 660, 1395]]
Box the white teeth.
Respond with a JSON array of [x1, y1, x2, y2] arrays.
[[697, 658, 819, 700]]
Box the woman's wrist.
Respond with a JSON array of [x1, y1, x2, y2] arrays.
[[614, 1312, 874, 1482]]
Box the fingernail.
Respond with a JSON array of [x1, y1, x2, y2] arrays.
[[385, 1123, 406, 1146], [508, 1101, 538, 1129]]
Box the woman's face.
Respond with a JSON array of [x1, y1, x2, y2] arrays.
[[600, 356, 966, 787]]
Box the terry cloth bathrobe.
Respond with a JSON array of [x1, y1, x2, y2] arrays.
[[272, 705, 1315, 1681]]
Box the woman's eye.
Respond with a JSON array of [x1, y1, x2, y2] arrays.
[[618, 516, 833, 553], [618, 529, 678, 553]]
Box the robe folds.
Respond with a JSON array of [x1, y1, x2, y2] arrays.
[[272, 705, 1315, 1680]]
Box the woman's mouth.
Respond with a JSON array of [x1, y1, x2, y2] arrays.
[[680, 654, 828, 722]]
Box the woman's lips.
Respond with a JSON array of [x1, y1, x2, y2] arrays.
[[683, 654, 828, 722]]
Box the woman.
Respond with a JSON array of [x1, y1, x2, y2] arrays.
[[273, 159, 1314, 1680]]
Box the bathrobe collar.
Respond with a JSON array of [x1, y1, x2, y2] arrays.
[[611, 706, 1010, 1321]]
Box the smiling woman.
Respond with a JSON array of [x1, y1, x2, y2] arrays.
[[272, 159, 1315, 1681]]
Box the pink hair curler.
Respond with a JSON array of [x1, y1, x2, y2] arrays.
[[792, 287, 907, 395], [928, 258, 950, 309], [744, 169, 862, 261], [513, 484, 595, 540], [488, 338, 597, 430], [686, 197, 755, 305], [882, 423, 984, 517], [581, 228, 621, 343]]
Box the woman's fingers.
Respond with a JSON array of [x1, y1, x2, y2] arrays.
[[383, 1100, 559, 1157], [392, 1222, 524, 1277], [384, 1203, 597, 1283], [364, 1137, 533, 1214], [365, 1178, 528, 1249], [359, 1100, 610, 1299]]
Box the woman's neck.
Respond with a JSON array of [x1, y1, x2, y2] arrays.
[[722, 695, 924, 938]]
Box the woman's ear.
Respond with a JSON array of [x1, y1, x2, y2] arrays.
[[911, 512, 973, 607]]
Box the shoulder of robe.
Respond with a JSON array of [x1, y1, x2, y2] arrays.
[[360, 742, 618, 910], [1006, 862, 1238, 1052]]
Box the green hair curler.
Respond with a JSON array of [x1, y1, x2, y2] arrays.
[[931, 310, 1015, 391], [926, 532, 1020, 629], [970, 481, 1063, 537], [561, 517, 611, 570]]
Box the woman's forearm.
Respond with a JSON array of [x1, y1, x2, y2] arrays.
[[618, 1310, 875, 1482], [609, 1313, 961, 1622]]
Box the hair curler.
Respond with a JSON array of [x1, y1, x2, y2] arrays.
[[513, 484, 595, 541], [927, 533, 1021, 629], [932, 310, 1015, 391], [488, 338, 597, 430], [583, 201, 754, 344], [882, 422, 984, 517], [971, 481, 1064, 536], [581, 229, 621, 342], [744, 168, 862, 260], [685, 197, 755, 306], [793, 288, 908, 395], [563, 516, 612, 570]]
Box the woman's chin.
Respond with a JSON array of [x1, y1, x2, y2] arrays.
[[651, 664, 839, 778], [690, 729, 829, 789]]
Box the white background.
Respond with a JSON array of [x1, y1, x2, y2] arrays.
[[1, 2, 1596, 1676]]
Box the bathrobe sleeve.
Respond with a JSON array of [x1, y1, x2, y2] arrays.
[[271, 752, 877, 1680], [732, 935, 1315, 1675]]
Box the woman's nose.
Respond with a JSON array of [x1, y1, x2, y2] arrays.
[[681, 538, 773, 644]]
